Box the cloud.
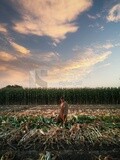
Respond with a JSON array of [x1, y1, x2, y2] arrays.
[[36, 52, 60, 62], [11, 0, 92, 41], [99, 26, 104, 31], [115, 43, 120, 47], [0, 47, 111, 88], [13, 46, 112, 87], [60, 50, 111, 72], [10, 41, 30, 56], [102, 43, 114, 49], [0, 24, 7, 33], [0, 51, 17, 61], [96, 23, 104, 31], [34, 49, 112, 87], [98, 63, 111, 69], [0, 52, 60, 88], [88, 24, 94, 28], [93, 42, 114, 50], [87, 13, 101, 20], [0, 66, 7, 71], [0, 68, 29, 88], [87, 14, 97, 19], [107, 4, 120, 22], [88, 23, 104, 31]]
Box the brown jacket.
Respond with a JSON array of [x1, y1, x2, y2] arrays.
[[60, 101, 68, 116]]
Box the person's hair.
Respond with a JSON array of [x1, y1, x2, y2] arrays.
[[60, 96, 64, 101]]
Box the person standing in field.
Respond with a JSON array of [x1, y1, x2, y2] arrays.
[[57, 97, 68, 125]]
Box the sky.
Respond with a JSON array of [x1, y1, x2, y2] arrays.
[[0, 0, 120, 88]]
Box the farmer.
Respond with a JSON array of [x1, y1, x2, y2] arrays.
[[57, 97, 68, 125]]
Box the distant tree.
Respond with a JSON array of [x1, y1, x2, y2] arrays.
[[3, 85, 23, 89]]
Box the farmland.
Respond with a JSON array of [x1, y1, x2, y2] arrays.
[[0, 105, 120, 160]]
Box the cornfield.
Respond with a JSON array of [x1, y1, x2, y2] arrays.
[[0, 86, 120, 105]]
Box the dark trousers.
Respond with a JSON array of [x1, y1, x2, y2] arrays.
[[57, 114, 67, 124]]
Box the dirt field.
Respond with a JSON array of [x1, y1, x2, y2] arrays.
[[0, 105, 120, 160], [0, 105, 120, 117]]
